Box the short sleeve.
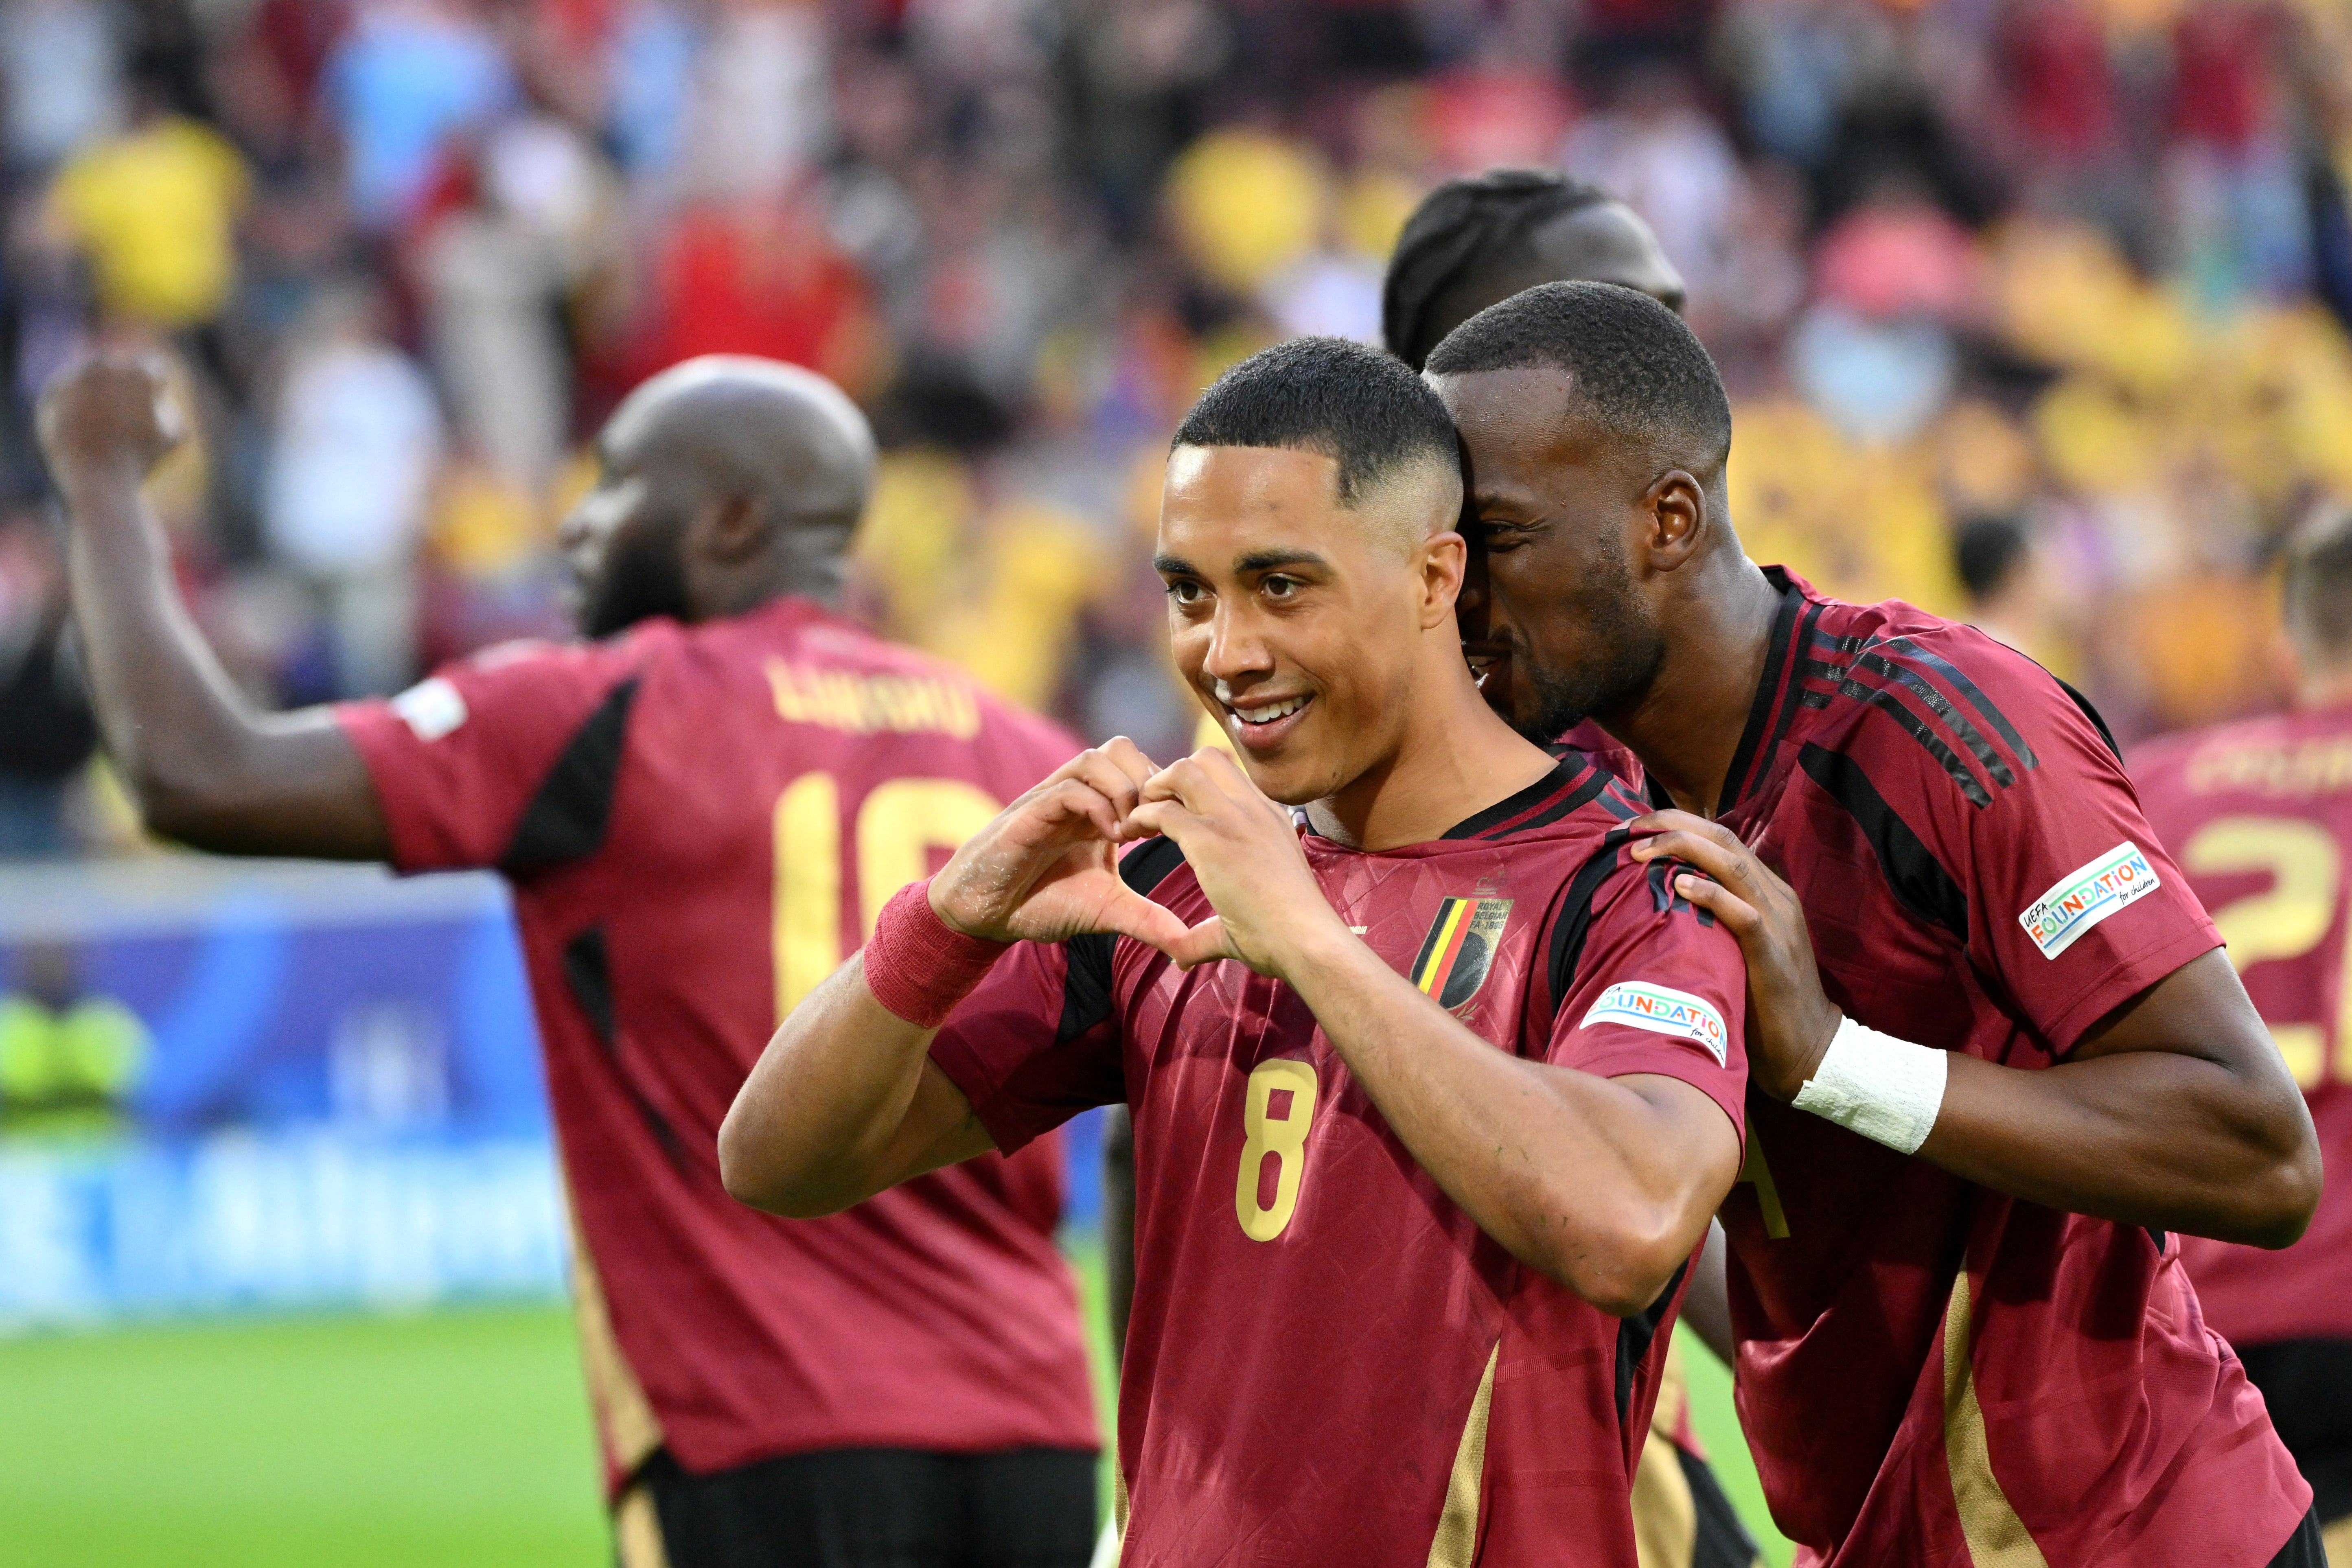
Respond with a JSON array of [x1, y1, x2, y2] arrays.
[[927, 935, 1126, 1156], [1547, 863, 1749, 1146], [1946, 670, 2221, 1052], [336, 639, 639, 874]]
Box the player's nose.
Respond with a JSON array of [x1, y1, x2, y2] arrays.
[[1201, 602, 1275, 685]]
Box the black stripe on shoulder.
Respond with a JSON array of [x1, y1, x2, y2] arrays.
[[1885, 637, 2039, 771], [1840, 679, 1993, 808], [1853, 652, 2017, 790], [502, 677, 640, 872], [1545, 827, 1633, 1018], [2056, 675, 2122, 760], [1060, 837, 1189, 1045], [1479, 760, 1612, 840], [1615, 1258, 1688, 1425], [1645, 856, 1715, 925], [1798, 743, 1967, 938], [1446, 759, 1581, 840]]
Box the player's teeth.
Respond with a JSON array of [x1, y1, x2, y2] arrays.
[[1237, 698, 1304, 723]]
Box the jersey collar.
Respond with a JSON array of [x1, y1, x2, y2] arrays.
[[1713, 565, 1813, 815]]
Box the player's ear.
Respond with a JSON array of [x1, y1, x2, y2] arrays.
[[1642, 470, 1706, 573], [699, 494, 767, 564], [1416, 523, 1466, 629]]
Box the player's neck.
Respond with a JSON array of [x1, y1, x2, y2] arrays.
[[1306, 663, 1556, 852], [1601, 555, 1784, 818]]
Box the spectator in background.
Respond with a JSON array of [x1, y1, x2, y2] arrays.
[[0, 938, 150, 1138], [0, 515, 95, 855], [324, 0, 512, 230], [1954, 512, 2059, 664], [45, 68, 248, 335], [263, 284, 442, 696], [0, 0, 119, 173]]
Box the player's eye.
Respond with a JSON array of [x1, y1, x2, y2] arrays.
[[1262, 575, 1300, 600], [1165, 579, 1206, 606]]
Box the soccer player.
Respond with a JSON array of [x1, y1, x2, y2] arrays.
[[721, 336, 1752, 1565], [2137, 505, 2352, 1567], [1425, 281, 2328, 1565], [38, 354, 1101, 1568]]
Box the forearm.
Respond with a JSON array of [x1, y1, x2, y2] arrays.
[[1284, 930, 1719, 1314], [64, 475, 268, 810], [1919, 1048, 2317, 1246], [719, 954, 989, 1217], [62, 471, 385, 858]]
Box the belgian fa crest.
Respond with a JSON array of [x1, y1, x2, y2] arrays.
[[1408, 898, 1513, 1011]]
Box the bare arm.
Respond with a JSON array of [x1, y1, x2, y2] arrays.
[[1281, 922, 1740, 1314], [720, 740, 1189, 1218], [40, 355, 388, 860], [718, 953, 996, 1216], [1132, 752, 1741, 1316], [1639, 812, 2321, 1248]]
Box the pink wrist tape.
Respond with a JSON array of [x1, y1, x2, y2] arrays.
[[863, 878, 1010, 1029]]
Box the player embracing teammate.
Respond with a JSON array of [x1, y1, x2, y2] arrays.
[[1428, 278, 2328, 1564]]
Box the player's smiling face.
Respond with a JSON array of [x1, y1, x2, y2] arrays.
[[1157, 445, 1436, 806], [1429, 365, 1668, 742], [559, 419, 698, 638]]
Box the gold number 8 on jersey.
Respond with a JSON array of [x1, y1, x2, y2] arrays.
[[1235, 1059, 1319, 1242]]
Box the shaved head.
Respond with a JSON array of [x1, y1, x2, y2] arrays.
[[606, 355, 877, 526], [562, 356, 880, 637]]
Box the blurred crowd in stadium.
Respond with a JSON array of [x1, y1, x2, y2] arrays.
[[1, 0, 2350, 858]]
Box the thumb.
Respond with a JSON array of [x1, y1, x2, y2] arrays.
[[1095, 887, 1196, 955], [1674, 873, 1762, 945], [1162, 914, 1236, 970]]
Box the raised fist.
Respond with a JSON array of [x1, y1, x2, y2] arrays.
[[37, 355, 186, 487]]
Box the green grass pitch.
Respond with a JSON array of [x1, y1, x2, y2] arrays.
[[0, 1244, 1789, 1566]]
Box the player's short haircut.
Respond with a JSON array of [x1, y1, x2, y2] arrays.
[[1382, 169, 1614, 371], [1172, 336, 1460, 513], [1424, 280, 1733, 478], [2283, 501, 2352, 662]]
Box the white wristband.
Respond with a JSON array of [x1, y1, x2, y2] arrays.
[[1790, 1015, 1948, 1155]]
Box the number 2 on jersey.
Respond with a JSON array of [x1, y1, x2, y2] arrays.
[[1235, 1059, 1319, 1241], [772, 775, 1001, 1021], [2183, 815, 2352, 1087]]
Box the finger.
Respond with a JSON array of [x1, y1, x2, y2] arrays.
[[1122, 798, 1198, 844], [1035, 777, 1123, 845], [1097, 736, 1161, 792], [1188, 745, 1289, 822], [1631, 828, 1760, 893], [1064, 749, 1150, 829], [1139, 757, 1219, 813], [1675, 874, 1763, 940], [1628, 809, 1712, 842]]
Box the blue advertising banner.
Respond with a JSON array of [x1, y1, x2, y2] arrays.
[[0, 858, 1102, 1333]]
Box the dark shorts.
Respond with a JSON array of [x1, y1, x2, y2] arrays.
[[2238, 1338, 2352, 1527], [2269, 1506, 2331, 1568], [631, 1446, 1097, 1568]]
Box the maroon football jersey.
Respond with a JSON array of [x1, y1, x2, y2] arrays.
[[2136, 703, 2352, 1347], [929, 757, 1749, 1567], [1706, 569, 2307, 1565], [338, 596, 1097, 1494]]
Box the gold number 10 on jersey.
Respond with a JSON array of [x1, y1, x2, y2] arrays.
[[773, 774, 1003, 1022], [1235, 1059, 1320, 1241]]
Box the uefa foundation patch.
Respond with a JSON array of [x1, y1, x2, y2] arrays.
[[2018, 841, 2161, 959], [1581, 982, 1729, 1065]]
